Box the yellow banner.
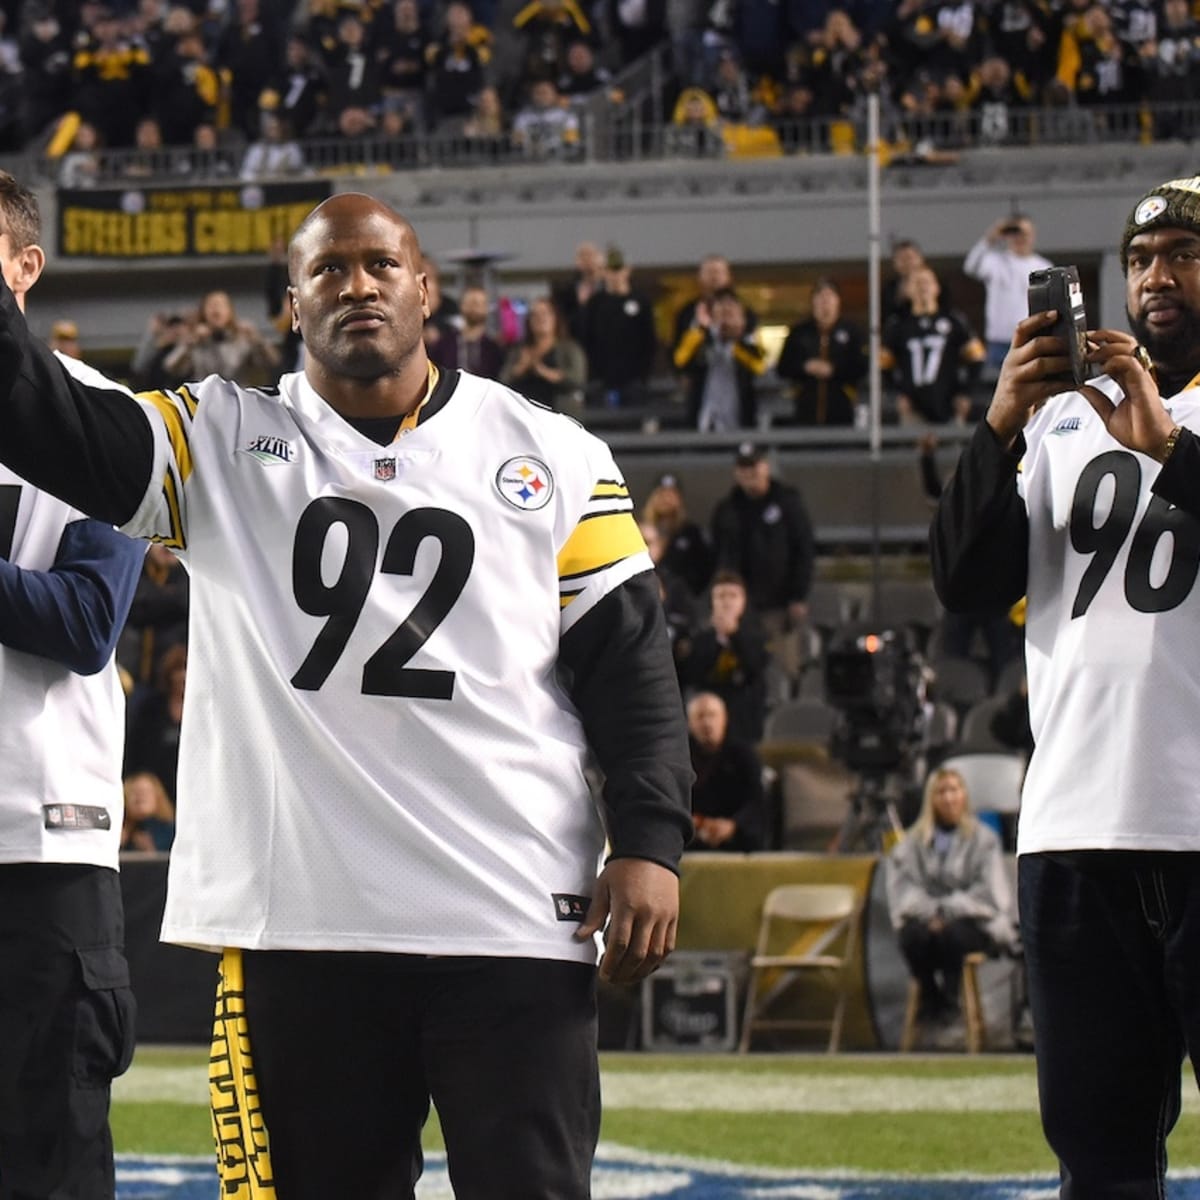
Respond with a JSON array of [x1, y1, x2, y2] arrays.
[[57, 182, 331, 258]]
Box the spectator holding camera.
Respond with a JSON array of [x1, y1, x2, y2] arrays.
[[163, 290, 280, 387], [677, 570, 769, 744], [130, 310, 192, 391], [675, 288, 766, 431], [964, 214, 1052, 370]]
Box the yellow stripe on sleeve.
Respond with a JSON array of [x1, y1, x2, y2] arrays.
[[143, 390, 195, 484], [590, 481, 630, 501], [673, 325, 706, 369], [176, 384, 200, 419], [157, 468, 186, 551], [557, 511, 647, 579]]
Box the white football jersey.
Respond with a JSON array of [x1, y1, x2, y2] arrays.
[[0, 466, 126, 868], [1017, 378, 1200, 852], [122, 369, 654, 958]]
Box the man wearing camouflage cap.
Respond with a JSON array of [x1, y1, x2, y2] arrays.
[[932, 177, 1200, 1197]]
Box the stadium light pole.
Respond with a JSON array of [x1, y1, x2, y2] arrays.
[[866, 91, 883, 625]]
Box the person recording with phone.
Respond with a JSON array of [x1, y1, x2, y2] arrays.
[[964, 213, 1052, 370], [932, 176, 1200, 1198]]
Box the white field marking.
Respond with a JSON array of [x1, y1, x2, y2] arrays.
[[113, 1065, 209, 1104], [603, 1070, 1200, 1114], [601, 1071, 1043, 1112], [739, 1187, 876, 1198], [111, 1153, 1200, 1190], [112, 1064, 1200, 1116], [408, 1164, 695, 1198], [114, 1164, 214, 1184]]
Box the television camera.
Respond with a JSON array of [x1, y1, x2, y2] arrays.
[[823, 625, 928, 851]]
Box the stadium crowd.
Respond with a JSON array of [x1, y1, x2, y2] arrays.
[[0, 0, 1193, 174], [97, 233, 1007, 430]]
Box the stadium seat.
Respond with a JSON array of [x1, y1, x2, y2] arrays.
[[721, 123, 783, 159], [956, 695, 1013, 753], [806, 579, 865, 629], [937, 751, 1024, 821], [877, 579, 940, 648], [924, 700, 959, 762], [738, 883, 861, 1053], [993, 655, 1027, 699], [928, 654, 991, 717], [762, 697, 840, 743]]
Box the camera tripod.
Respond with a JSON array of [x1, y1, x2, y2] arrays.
[[830, 771, 906, 853]]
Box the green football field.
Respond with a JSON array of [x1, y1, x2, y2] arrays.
[[113, 1046, 1200, 1176]]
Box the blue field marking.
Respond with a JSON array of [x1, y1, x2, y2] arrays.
[[116, 1153, 1200, 1199]]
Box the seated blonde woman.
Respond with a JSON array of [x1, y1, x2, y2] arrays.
[[885, 766, 1016, 1023]]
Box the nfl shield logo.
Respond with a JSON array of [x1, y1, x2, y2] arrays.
[[374, 457, 397, 482]]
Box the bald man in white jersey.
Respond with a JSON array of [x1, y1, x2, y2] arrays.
[[0, 190, 692, 1199]]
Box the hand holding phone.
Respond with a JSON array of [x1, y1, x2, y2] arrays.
[[1027, 265, 1089, 386]]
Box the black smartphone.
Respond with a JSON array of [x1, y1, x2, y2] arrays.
[[1027, 265, 1089, 387]]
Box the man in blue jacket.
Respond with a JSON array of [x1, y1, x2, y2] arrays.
[[0, 172, 145, 1200]]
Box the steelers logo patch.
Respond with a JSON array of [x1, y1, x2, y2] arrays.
[[495, 456, 554, 510], [1135, 196, 1169, 225]]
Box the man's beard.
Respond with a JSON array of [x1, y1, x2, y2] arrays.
[[308, 334, 399, 382], [1128, 304, 1200, 373]]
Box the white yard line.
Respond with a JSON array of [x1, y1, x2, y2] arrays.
[[114, 1066, 209, 1104], [113, 1062, 1200, 1115], [602, 1072, 1044, 1112]]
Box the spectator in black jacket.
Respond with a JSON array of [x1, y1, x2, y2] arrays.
[[553, 240, 605, 346], [640, 473, 714, 597], [124, 642, 187, 807], [775, 277, 866, 425], [710, 443, 815, 681], [259, 34, 327, 139], [426, 2, 491, 130], [638, 519, 699, 659], [677, 570, 770, 744], [579, 246, 658, 408], [116, 543, 189, 689], [214, 0, 284, 141], [687, 691, 766, 851]]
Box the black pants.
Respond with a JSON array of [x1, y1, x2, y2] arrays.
[[241, 950, 601, 1200], [0, 864, 136, 1200], [1021, 852, 1200, 1199], [898, 916, 993, 1010]]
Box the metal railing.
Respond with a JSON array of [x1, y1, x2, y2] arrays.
[[26, 98, 1200, 189]]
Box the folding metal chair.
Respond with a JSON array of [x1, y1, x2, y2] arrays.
[[738, 883, 861, 1053]]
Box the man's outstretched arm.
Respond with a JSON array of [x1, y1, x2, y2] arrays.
[[0, 276, 155, 525]]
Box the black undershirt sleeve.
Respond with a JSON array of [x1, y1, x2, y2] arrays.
[[0, 277, 154, 525], [929, 419, 1030, 613], [1152, 427, 1200, 519], [557, 570, 694, 872]]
